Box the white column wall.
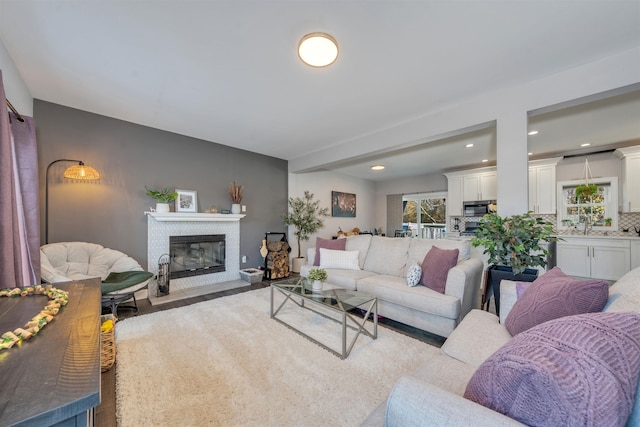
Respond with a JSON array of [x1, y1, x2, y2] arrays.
[[496, 110, 529, 216]]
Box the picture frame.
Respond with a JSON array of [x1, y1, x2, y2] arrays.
[[331, 191, 356, 217], [175, 189, 198, 213]]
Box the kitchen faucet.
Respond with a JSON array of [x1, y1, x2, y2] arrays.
[[584, 216, 592, 235]]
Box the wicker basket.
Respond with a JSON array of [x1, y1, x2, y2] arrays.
[[100, 313, 117, 373]]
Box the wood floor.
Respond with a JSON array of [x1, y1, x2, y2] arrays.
[[94, 278, 445, 427]]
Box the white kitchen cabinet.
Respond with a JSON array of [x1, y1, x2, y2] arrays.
[[462, 171, 496, 201], [528, 158, 561, 214], [556, 237, 631, 281], [446, 176, 463, 217], [615, 146, 640, 212], [632, 240, 640, 270]]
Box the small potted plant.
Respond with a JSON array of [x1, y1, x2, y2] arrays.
[[282, 191, 329, 273], [604, 217, 613, 227], [145, 186, 178, 213], [471, 212, 558, 316], [307, 267, 328, 291], [229, 180, 243, 214]]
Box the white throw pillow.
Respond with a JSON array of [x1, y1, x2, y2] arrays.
[[406, 262, 422, 287], [319, 248, 360, 270]]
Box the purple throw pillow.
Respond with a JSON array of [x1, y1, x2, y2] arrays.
[[314, 237, 346, 266], [420, 246, 459, 294], [464, 312, 640, 427], [504, 267, 608, 336]]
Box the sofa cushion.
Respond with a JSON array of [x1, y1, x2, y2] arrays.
[[357, 275, 460, 320], [464, 312, 640, 427], [408, 238, 470, 264], [421, 247, 459, 294], [406, 261, 422, 287], [604, 266, 640, 313], [441, 309, 512, 368], [319, 248, 360, 270], [363, 236, 410, 277], [313, 237, 346, 266], [504, 266, 608, 336], [344, 234, 372, 269]]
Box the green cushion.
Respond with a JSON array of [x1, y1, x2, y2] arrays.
[[101, 271, 153, 295]]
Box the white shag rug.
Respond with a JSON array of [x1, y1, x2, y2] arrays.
[[115, 287, 439, 426]]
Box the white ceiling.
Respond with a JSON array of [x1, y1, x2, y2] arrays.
[[1, 1, 639, 181]]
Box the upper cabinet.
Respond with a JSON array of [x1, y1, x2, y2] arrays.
[[446, 176, 463, 217], [528, 158, 561, 214], [615, 146, 640, 212], [463, 171, 496, 201]]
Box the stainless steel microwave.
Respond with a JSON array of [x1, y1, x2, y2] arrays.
[[463, 200, 497, 217]]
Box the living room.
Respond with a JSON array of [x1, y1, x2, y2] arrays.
[[1, 1, 640, 426]]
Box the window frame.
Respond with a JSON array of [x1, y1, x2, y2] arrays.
[[556, 176, 618, 231]]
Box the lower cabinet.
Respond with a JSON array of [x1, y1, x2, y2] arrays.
[[556, 237, 631, 281], [632, 240, 640, 270]]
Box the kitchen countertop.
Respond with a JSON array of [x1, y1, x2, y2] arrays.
[[553, 233, 640, 240]]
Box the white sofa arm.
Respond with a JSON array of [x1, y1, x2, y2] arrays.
[[386, 376, 525, 427], [499, 279, 519, 324], [445, 258, 484, 319]]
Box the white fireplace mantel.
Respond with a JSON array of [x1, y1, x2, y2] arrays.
[[145, 212, 246, 222]]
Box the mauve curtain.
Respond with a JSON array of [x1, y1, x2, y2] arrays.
[[0, 70, 40, 287]]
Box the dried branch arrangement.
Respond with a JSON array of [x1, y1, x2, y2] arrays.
[[229, 180, 244, 204]]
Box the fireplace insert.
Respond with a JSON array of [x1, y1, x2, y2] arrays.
[[169, 234, 225, 279]]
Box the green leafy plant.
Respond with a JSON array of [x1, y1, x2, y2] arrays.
[[282, 191, 330, 259], [575, 183, 598, 202], [308, 268, 328, 282], [145, 186, 178, 203], [471, 212, 558, 275]]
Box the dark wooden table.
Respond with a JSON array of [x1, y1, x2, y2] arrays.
[[0, 279, 101, 427]]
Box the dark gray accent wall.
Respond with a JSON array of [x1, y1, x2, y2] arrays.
[[35, 100, 288, 271]]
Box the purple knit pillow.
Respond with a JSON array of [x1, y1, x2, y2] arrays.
[[314, 237, 346, 266], [504, 267, 608, 335], [464, 312, 640, 427], [420, 246, 459, 294]]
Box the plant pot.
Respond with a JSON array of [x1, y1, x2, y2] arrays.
[[156, 203, 170, 213], [292, 257, 305, 273], [231, 203, 241, 214], [486, 265, 538, 317], [312, 280, 323, 292]]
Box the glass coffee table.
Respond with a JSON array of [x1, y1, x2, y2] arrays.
[[270, 277, 377, 359]]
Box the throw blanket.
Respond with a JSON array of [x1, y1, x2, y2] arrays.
[[101, 271, 153, 294]]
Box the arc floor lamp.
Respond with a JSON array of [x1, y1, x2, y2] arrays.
[[45, 159, 100, 244]]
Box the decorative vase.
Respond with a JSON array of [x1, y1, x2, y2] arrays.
[[312, 280, 323, 291], [156, 203, 170, 213], [260, 239, 268, 258], [231, 203, 241, 214]]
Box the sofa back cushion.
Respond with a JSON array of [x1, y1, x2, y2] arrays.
[[604, 265, 640, 313], [363, 236, 410, 276], [464, 312, 640, 427], [504, 266, 609, 336], [408, 238, 470, 266], [345, 234, 373, 269]]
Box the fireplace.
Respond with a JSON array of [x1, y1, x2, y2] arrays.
[[169, 234, 225, 279]]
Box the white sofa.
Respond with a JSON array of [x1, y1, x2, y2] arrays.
[[362, 266, 640, 427], [300, 235, 483, 338]]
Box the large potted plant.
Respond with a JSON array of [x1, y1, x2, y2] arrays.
[[471, 211, 557, 315], [282, 191, 329, 273]]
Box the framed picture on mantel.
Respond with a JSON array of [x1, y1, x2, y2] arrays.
[[176, 189, 198, 213], [331, 191, 356, 217]]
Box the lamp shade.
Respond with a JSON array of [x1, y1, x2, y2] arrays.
[[63, 163, 100, 180]]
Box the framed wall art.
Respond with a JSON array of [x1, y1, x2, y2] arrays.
[[176, 189, 198, 213], [331, 191, 356, 217]]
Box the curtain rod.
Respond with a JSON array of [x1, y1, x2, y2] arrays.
[[6, 99, 25, 122]]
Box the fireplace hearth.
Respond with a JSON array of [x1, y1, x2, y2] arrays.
[[170, 234, 225, 279]]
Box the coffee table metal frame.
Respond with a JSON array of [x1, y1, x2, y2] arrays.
[[270, 277, 377, 359]]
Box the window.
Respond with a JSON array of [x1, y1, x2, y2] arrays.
[[557, 177, 618, 231], [402, 192, 447, 238]]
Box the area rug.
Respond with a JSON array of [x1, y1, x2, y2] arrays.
[[115, 287, 439, 426]]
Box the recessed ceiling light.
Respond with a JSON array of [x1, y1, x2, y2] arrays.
[[580, 143, 591, 147], [465, 143, 474, 148], [298, 33, 339, 67], [371, 165, 385, 171], [528, 130, 539, 136], [528, 152, 533, 156], [481, 159, 488, 163]]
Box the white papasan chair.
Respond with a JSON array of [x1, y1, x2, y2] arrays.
[[40, 242, 153, 315]]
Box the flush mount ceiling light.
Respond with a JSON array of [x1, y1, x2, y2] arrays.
[[298, 33, 339, 67], [371, 165, 385, 171]]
